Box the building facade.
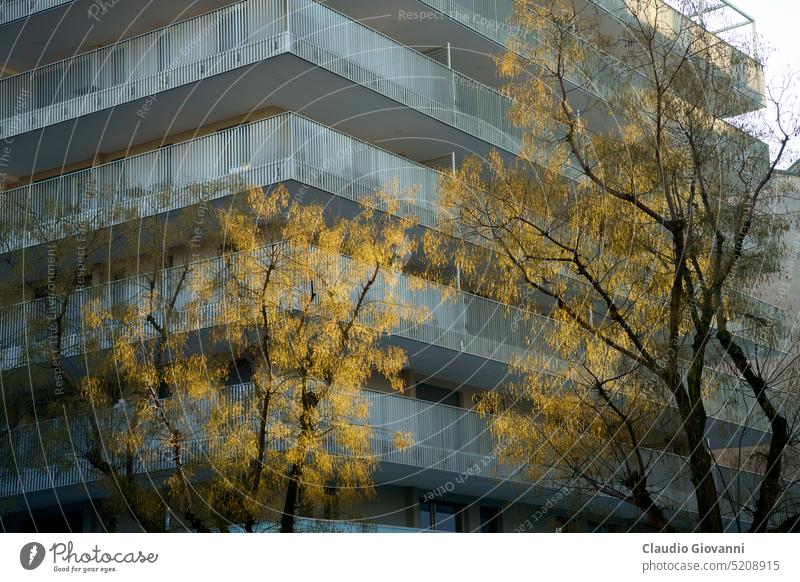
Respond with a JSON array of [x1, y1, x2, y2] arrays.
[[0, 0, 794, 533]]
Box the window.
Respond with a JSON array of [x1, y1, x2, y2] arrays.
[[226, 359, 253, 386], [419, 500, 464, 532], [479, 506, 501, 533], [157, 380, 170, 399], [415, 383, 460, 408]]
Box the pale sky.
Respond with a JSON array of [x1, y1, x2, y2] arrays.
[[731, 0, 795, 77], [725, 0, 799, 167]]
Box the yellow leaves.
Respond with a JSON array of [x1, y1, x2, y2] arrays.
[[82, 298, 109, 330], [166, 355, 222, 401], [475, 390, 502, 417], [173, 189, 422, 522], [80, 376, 110, 408], [376, 347, 408, 392], [393, 430, 414, 451], [496, 51, 524, 80], [247, 184, 289, 222]]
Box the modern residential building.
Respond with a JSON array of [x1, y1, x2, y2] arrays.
[[0, 0, 795, 533]]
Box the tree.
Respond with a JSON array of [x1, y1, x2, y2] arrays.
[[428, 0, 800, 532], [0, 178, 133, 446], [0, 177, 234, 531], [196, 185, 419, 532], [79, 184, 227, 532], [20, 181, 422, 532]]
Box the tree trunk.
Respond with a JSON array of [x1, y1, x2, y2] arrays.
[[280, 464, 301, 533], [628, 473, 674, 532], [688, 445, 723, 533], [751, 415, 789, 532], [717, 328, 789, 532], [716, 330, 788, 532], [672, 383, 723, 532], [244, 390, 273, 533]]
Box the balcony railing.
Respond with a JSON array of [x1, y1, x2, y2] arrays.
[[0, 384, 513, 498], [0, 238, 783, 430], [0, 243, 551, 372], [0, 112, 441, 251], [1, 381, 788, 522], [418, 0, 650, 105], [0, 0, 72, 26], [0, 0, 520, 154], [417, 0, 761, 113], [1, 108, 780, 358], [589, 0, 763, 105]]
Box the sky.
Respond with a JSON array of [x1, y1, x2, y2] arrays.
[[732, 0, 796, 86], [723, 0, 798, 167]]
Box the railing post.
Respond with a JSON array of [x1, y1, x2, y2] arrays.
[[449, 42, 456, 125], [289, 112, 295, 180]]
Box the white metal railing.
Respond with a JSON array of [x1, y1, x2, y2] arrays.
[[1, 381, 789, 521], [589, 0, 762, 102], [0, 0, 520, 154], [0, 112, 440, 251], [656, 0, 758, 58], [407, 0, 766, 200], [0, 384, 512, 498], [0, 0, 73, 26], [0, 0, 287, 137], [0, 243, 551, 372], [419, 0, 651, 104], [0, 107, 779, 349]]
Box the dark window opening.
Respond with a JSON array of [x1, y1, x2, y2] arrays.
[[588, 520, 617, 533], [419, 500, 465, 532], [415, 383, 460, 408], [6, 504, 85, 533], [227, 358, 253, 386]]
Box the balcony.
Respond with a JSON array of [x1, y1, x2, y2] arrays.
[[0, 0, 71, 26], [2, 381, 792, 527], [0, 235, 784, 433], [2, 108, 779, 363], [0, 245, 546, 373], [0, 383, 515, 499], [0, 0, 520, 180], [588, 0, 764, 109], [0, 112, 441, 252], [324, 0, 762, 120], [0, 1, 259, 83]]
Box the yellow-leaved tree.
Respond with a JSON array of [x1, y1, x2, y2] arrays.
[[198, 185, 420, 532], [427, 0, 800, 532], [71, 183, 421, 532]]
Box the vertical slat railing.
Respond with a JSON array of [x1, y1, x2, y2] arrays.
[[1, 112, 449, 252], [0, 0, 289, 137], [2, 379, 776, 519], [0, 239, 770, 431], [0, 0, 74, 26], [0, 0, 517, 154]]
